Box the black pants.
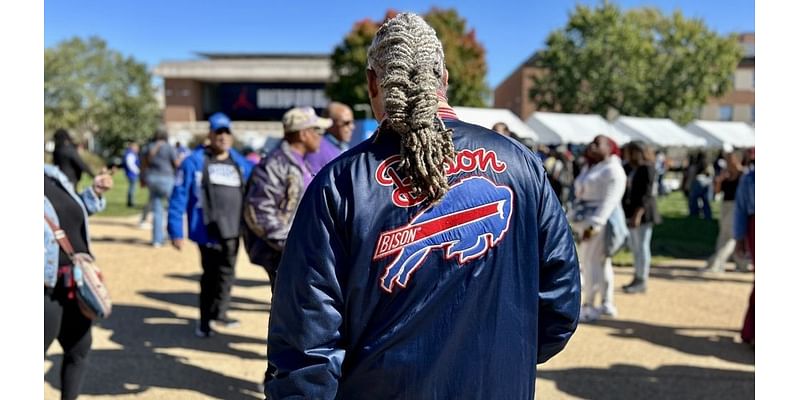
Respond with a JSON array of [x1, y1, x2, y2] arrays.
[[198, 238, 239, 329], [45, 282, 93, 400]]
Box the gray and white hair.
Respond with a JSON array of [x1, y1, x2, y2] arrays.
[[367, 12, 455, 204]]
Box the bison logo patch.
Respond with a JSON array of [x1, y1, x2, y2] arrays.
[[374, 176, 514, 293]]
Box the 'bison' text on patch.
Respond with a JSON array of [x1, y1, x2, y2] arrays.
[[375, 148, 507, 208]]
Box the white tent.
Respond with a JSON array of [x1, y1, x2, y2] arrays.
[[453, 106, 540, 143], [525, 112, 630, 145], [684, 120, 755, 149], [612, 116, 706, 148]]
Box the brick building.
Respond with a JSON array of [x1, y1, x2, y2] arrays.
[[493, 33, 755, 125], [154, 53, 333, 146], [699, 33, 755, 124]]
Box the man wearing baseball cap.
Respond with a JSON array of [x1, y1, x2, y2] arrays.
[[243, 107, 331, 287], [168, 112, 253, 337]]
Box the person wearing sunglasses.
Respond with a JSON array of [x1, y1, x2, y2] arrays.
[[167, 112, 253, 337], [305, 101, 355, 173]]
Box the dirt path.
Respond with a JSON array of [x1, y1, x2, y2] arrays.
[[45, 216, 754, 399]]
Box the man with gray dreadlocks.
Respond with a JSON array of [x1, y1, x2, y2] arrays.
[[264, 13, 580, 399]]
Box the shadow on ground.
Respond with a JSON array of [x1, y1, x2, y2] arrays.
[[589, 319, 754, 365], [538, 363, 754, 400], [89, 219, 144, 229], [614, 264, 754, 285], [140, 290, 271, 313], [165, 273, 270, 289], [45, 304, 266, 399], [647, 268, 753, 285], [91, 236, 153, 247]]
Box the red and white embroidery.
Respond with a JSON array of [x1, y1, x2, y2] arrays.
[[375, 148, 508, 207]]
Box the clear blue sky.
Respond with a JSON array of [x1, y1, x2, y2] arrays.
[[45, 0, 754, 89]]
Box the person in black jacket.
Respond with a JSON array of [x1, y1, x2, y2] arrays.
[[52, 129, 95, 189], [621, 141, 662, 293]]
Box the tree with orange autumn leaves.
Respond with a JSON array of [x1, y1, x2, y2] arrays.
[[326, 9, 489, 114]]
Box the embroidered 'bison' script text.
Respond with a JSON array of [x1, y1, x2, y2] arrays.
[[375, 148, 507, 207]]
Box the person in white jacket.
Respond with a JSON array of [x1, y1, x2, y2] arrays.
[[571, 135, 627, 322]]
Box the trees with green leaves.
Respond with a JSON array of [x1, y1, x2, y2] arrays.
[[45, 36, 160, 156], [529, 2, 742, 124], [326, 9, 489, 115]]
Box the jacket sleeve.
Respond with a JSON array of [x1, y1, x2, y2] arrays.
[[534, 156, 581, 364], [78, 186, 107, 215], [265, 176, 346, 400], [243, 159, 289, 241], [168, 158, 193, 240], [733, 172, 753, 241], [125, 152, 140, 175], [228, 148, 254, 181]]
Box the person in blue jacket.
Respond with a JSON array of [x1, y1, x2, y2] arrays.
[[167, 112, 253, 337], [263, 13, 581, 399], [122, 142, 140, 207]]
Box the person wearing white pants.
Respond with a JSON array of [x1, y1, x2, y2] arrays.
[[705, 151, 749, 272], [571, 135, 627, 322], [578, 224, 617, 319]]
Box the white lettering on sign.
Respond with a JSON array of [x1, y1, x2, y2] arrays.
[[257, 89, 329, 109]]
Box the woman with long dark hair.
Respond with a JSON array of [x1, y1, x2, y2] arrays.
[[52, 129, 95, 189]]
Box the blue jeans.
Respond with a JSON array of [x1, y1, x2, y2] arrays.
[[628, 223, 653, 283], [146, 174, 175, 245], [127, 176, 137, 207], [688, 180, 712, 219]]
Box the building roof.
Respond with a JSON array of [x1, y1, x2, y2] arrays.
[[196, 52, 331, 60], [154, 53, 332, 82]]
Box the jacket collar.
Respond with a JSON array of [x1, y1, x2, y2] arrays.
[[278, 140, 309, 171]]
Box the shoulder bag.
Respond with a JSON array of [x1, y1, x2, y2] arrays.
[[45, 215, 112, 320]]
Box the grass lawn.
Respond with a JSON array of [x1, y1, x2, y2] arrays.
[[79, 173, 150, 217], [612, 190, 720, 265]]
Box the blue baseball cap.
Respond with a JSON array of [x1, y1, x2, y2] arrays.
[[209, 112, 231, 132]]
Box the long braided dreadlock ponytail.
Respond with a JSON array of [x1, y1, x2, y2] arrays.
[[367, 12, 456, 204]]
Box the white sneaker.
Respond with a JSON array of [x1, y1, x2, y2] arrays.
[[138, 221, 151, 230], [579, 305, 599, 322], [597, 303, 618, 318]]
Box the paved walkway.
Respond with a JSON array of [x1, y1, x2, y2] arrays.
[[45, 216, 755, 399]]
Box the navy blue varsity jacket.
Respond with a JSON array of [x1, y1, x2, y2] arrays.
[[264, 113, 581, 399]]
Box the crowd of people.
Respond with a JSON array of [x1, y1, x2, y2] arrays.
[[497, 129, 755, 339], [44, 12, 754, 400]]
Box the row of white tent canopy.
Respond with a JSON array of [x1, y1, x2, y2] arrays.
[[453, 107, 755, 149]]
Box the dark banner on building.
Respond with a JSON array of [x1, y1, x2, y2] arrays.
[[217, 83, 329, 121]]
